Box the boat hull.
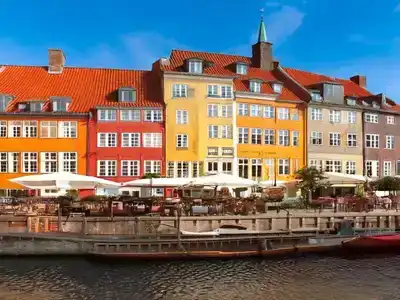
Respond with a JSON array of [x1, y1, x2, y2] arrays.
[[343, 234, 400, 249]]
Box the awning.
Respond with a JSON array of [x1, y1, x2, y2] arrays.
[[331, 184, 357, 188]]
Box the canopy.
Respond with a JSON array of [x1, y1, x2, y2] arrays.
[[9, 172, 121, 190], [122, 178, 191, 187], [324, 172, 366, 184], [187, 173, 257, 187]]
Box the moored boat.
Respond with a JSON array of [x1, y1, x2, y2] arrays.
[[343, 234, 400, 249]]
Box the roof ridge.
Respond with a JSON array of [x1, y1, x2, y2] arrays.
[[171, 49, 251, 60], [0, 65, 150, 72]]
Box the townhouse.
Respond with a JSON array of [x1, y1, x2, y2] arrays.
[[0, 49, 164, 196]]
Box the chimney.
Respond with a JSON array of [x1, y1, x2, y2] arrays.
[[251, 15, 273, 71], [48, 49, 65, 74], [350, 75, 366, 89]]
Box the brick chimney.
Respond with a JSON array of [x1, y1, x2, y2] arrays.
[[48, 49, 65, 74], [350, 75, 367, 89], [251, 15, 273, 71]]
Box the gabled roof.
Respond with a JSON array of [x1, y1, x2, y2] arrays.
[[0, 66, 162, 113], [162, 50, 301, 101]]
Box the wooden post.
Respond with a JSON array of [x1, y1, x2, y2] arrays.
[[58, 202, 62, 233]]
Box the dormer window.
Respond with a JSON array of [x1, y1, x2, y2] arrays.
[[362, 101, 370, 106], [17, 103, 28, 112], [51, 97, 71, 112], [188, 60, 202, 74], [372, 101, 380, 109], [250, 80, 261, 93], [272, 83, 282, 93], [118, 88, 136, 102], [311, 92, 322, 102], [0, 94, 12, 112], [236, 63, 248, 75], [30, 102, 44, 112], [347, 98, 356, 106]]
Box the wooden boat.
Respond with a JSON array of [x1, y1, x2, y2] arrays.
[[343, 234, 400, 249], [180, 224, 259, 237]]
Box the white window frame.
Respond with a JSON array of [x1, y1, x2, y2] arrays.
[[347, 111, 356, 124], [263, 106, 274, 118], [0, 152, 7, 173], [97, 133, 117, 147], [346, 161, 356, 175], [121, 133, 140, 147], [22, 152, 38, 173], [236, 64, 248, 75], [60, 152, 77, 173], [176, 134, 188, 148], [221, 86, 233, 98], [207, 85, 219, 97], [273, 83, 282, 93], [292, 131, 299, 146], [365, 134, 379, 148], [40, 152, 57, 173], [9, 121, 22, 138], [144, 160, 161, 175], [278, 159, 290, 175], [347, 133, 357, 147], [23, 121, 38, 138], [238, 128, 248, 144], [325, 160, 342, 173], [311, 131, 322, 145], [387, 115, 395, 125], [250, 104, 262, 117], [311, 108, 322, 121], [59, 121, 77, 138], [249, 81, 261, 93], [98, 109, 117, 121], [365, 113, 378, 123], [238, 103, 248, 116], [188, 60, 202, 73], [251, 128, 262, 145], [97, 160, 117, 177], [386, 135, 394, 149], [221, 105, 232, 118], [278, 130, 290, 146], [176, 110, 188, 124], [208, 125, 219, 139], [264, 129, 274, 145], [208, 104, 218, 117], [277, 108, 289, 120], [121, 160, 140, 177], [120, 109, 141, 122], [40, 121, 57, 138], [144, 110, 162, 122], [329, 132, 341, 146], [172, 84, 188, 98], [384, 161, 392, 176], [0, 121, 7, 137], [329, 110, 341, 123], [143, 133, 162, 148]]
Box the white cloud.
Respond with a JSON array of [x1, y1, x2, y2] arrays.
[[0, 31, 184, 70]]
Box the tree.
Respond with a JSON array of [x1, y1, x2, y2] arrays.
[[371, 176, 400, 193], [295, 167, 328, 206], [141, 173, 162, 179]]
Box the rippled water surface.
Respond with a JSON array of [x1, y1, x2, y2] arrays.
[[1, 255, 400, 300]]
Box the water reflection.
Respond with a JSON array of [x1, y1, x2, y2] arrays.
[[1, 255, 400, 299]]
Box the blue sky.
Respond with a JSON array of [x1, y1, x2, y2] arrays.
[[1, 0, 400, 99]]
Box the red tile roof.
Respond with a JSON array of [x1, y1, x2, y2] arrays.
[[0, 66, 162, 113], [163, 50, 301, 101]]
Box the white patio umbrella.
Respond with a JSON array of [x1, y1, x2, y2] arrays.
[[187, 173, 257, 187], [9, 172, 121, 190], [122, 177, 191, 187]]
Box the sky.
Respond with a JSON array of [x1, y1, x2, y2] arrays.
[[1, 0, 400, 99]]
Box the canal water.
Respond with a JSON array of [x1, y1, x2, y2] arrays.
[[1, 255, 400, 300]]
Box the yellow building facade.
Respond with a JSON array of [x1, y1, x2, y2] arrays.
[[163, 72, 236, 178]]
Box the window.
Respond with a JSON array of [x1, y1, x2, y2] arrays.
[[176, 134, 188, 148], [365, 134, 379, 148], [98, 109, 116, 121], [9, 121, 22, 137], [311, 92, 322, 102], [347, 111, 356, 124], [329, 133, 341, 146], [120, 109, 140, 121], [144, 160, 161, 175], [207, 161, 218, 173], [264, 129, 275, 145], [250, 104, 262, 117], [59, 121, 77, 138], [346, 161, 356, 175], [61, 152, 77, 173], [265, 159, 275, 177], [207, 147, 218, 156], [386, 135, 394, 149], [97, 133, 117, 147], [264, 106, 274, 118], [192, 162, 202, 178], [329, 110, 341, 123], [397, 160, 400, 176], [121, 133, 140, 147], [250, 81, 261, 93], [292, 131, 299, 146], [176, 110, 188, 124], [207, 85, 219, 97], [172, 84, 187, 98], [23, 152, 38, 173], [325, 160, 341, 173], [40, 121, 57, 138], [251, 159, 262, 180], [309, 159, 322, 171], [238, 128, 248, 144], [238, 159, 249, 178], [236, 63, 248, 75], [118, 88, 136, 102], [366, 161, 379, 177], [387, 116, 395, 125], [0, 95, 11, 112], [9, 153, 19, 173], [220, 125, 232, 139], [98, 160, 117, 176], [222, 147, 233, 156], [221, 105, 232, 118], [273, 83, 282, 93], [208, 104, 218, 117], [208, 125, 219, 138], [222, 162, 232, 174], [144, 110, 162, 122], [23, 121, 37, 137], [41, 152, 57, 173], [365, 113, 378, 123], [188, 60, 202, 73], [384, 161, 392, 176], [121, 160, 139, 177], [143, 133, 162, 148], [221, 86, 233, 98], [277, 108, 289, 120], [347, 98, 356, 106], [278, 130, 290, 146], [291, 109, 299, 120], [52, 97, 70, 112], [238, 103, 248, 116], [251, 128, 262, 144], [311, 131, 322, 145], [176, 162, 189, 177], [347, 134, 357, 147], [311, 108, 322, 121], [0, 153, 7, 173], [0, 121, 6, 137], [278, 159, 290, 175]]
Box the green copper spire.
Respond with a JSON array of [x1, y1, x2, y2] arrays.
[[258, 10, 267, 43]]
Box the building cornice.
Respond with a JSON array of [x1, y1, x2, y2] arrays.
[[0, 112, 88, 118], [163, 71, 235, 82]]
